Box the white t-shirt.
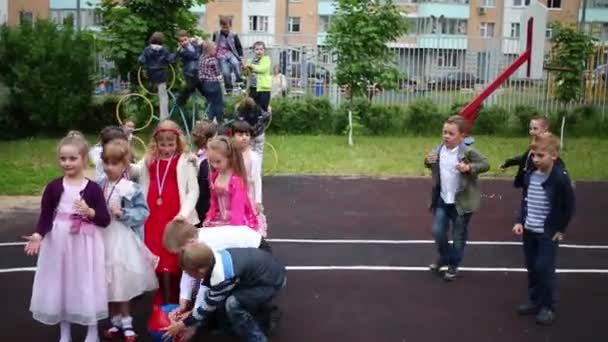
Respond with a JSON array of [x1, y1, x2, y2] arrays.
[[179, 225, 263, 300], [439, 145, 460, 204]]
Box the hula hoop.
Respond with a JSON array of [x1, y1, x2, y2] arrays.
[[137, 64, 177, 96], [115, 93, 155, 132], [263, 141, 278, 175]]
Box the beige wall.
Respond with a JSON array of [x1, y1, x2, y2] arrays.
[[204, 0, 243, 33], [542, 0, 580, 25], [468, 0, 504, 49], [8, 0, 48, 26], [277, 0, 318, 46]]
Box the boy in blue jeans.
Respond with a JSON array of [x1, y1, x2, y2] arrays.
[[163, 244, 286, 342], [512, 133, 575, 325], [425, 115, 489, 281]]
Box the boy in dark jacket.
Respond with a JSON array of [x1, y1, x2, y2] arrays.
[[138, 32, 176, 120], [175, 30, 203, 115], [191, 120, 218, 222], [512, 133, 575, 326]]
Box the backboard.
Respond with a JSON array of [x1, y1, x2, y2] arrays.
[[519, 0, 548, 79]]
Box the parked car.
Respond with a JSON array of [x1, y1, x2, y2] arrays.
[[427, 72, 479, 90]]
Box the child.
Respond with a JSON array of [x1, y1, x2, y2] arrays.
[[89, 126, 129, 181], [99, 139, 158, 341], [500, 116, 553, 188], [232, 120, 267, 236], [203, 135, 259, 230], [162, 220, 271, 319], [162, 243, 286, 341], [425, 115, 490, 281], [235, 96, 271, 159], [192, 120, 218, 220], [512, 133, 575, 325], [122, 118, 136, 143], [244, 41, 272, 111], [271, 64, 288, 98], [138, 32, 176, 120], [135, 119, 200, 305], [24, 131, 111, 342], [199, 41, 225, 123], [175, 30, 203, 111], [212, 16, 244, 94]]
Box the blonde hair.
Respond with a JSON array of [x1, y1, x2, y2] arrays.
[[101, 139, 131, 167], [530, 116, 550, 131], [192, 120, 218, 150], [58, 130, 89, 162], [163, 220, 198, 253], [444, 115, 469, 134], [146, 120, 188, 163], [530, 132, 560, 155], [207, 135, 248, 184], [179, 243, 215, 272]]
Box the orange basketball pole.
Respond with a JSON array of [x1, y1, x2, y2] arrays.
[[459, 17, 534, 128]]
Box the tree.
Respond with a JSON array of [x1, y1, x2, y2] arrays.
[[97, 0, 207, 78], [325, 0, 408, 145]]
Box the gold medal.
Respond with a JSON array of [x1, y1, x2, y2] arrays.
[[157, 198, 162, 206]]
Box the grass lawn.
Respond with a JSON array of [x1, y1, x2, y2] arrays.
[[1, 135, 606, 195]]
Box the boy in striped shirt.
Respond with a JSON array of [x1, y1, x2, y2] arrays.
[[162, 243, 286, 341], [512, 133, 575, 326]]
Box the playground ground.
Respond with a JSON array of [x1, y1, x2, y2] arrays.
[[0, 176, 606, 341]]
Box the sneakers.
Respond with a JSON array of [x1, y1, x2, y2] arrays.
[[535, 307, 556, 326], [517, 302, 540, 315], [428, 259, 445, 273], [443, 266, 458, 281]]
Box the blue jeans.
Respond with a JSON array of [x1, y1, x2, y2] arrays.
[[220, 55, 243, 91], [523, 229, 558, 310], [431, 197, 472, 268], [224, 278, 286, 342], [201, 80, 224, 123]]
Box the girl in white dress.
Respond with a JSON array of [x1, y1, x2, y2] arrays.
[[99, 139, 158, 341]]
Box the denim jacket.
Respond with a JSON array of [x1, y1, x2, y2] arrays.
[[425, 142, 490, 215], [517, 164, 575, 235], [98, 177, 149, 239], [138, 44, 176, 84], [178, 44, 202, 79]]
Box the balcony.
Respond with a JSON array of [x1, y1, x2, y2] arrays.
[[418, 1, 469, 19], [581, 0, 608, 23]]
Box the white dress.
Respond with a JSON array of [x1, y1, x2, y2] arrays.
[[102, 178, 158, 302]]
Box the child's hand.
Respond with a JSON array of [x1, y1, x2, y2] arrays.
[[426, 151, 438, 164], [499, 164, 506, 172], [174, 215, 186, 222], [161, 320, 186, 339], [455, 162, 470, 173], [255, 203, 264, 214], [110, 204, 123, 218], [74, 198, 94, 218], [512, 224, 523, 236], [23, 233, 42, 256], [552, 232, 564, 242], [188, 155, 198, 165]]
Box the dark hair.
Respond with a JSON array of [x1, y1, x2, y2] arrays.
[[444, 115, 469, 134], [253, 41, 265, 49], [232, 120, 253, 135], [192, 120, 218, 149], [99, 126, 128, 146], [237, 97, 258, 113], [219, 16, 231, 26], [149, 32, 165, 45]]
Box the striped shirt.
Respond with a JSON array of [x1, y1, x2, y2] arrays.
[[525, 171, 550, 233]]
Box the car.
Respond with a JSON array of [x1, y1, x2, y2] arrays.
[[427, 72, 479, 90]]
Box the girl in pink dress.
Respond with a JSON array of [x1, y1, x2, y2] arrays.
[[24, 132, 111, 342], [203, 135, 259, 230]]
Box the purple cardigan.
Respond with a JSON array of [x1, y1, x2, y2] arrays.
[[36, 178, 111, 236]]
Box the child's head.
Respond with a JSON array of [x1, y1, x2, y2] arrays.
[[529, 115, 550, 138], [176, 30, 190, 48], [530, 132, 559, 172], [253, 41, 266, 58], [192, 120, 218, 150], [179, 242, 215, 279], [99, 126, 128, 147], [163, 220, 198, 253], [232, 120, 253, 152], [122, 119, 136, 137], [102, 139, 131, 181], [237, 96, 258, 113], [219, 16, 231, 33], [149, 120, 188, 159], [203, 41, 216, 56], [149, 31, 165, 45], [58, 130, 89, 178], [442, 115, 468, 149], [207, 135, 247, 180], [272, 64, 281, 75]]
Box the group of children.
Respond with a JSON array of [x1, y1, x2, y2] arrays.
[[24, 115, 281, 341], [426, 114, 575, 326], [138, 22, 272, 125]]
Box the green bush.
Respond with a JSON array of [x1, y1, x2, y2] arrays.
[[512, 105, 541, 134], [473, 105, 509, 135], [0, 20, 95, 139], [269, 96, 334, 134], [404, 99, 444, 135]]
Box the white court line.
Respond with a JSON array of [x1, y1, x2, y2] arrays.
[[268, 239, 608, 250], [2, 239, 608, 249], [1, 266, 607, 274]]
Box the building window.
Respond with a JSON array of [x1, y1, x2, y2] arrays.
[[510, 23, 520, 38], [319, 15, 331, 33], [545, 28, 553, 39], [19, 11, 33, 25], [437, 51, 459, 68], [512, 0, 522, 5], [480, 22, 495, 38], [288, 17, 301, 33], [481, 0, 496, 7], [248, 16, 269, 32], [547, 0, 561, 9]]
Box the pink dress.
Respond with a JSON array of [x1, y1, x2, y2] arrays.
[[30, 180, 108, 326], [205, 171, 258, 230]]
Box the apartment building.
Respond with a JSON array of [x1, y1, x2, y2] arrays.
[[581, 0, 608, 42], [49, 0, 101, 30], [3, 0, 49, 26]]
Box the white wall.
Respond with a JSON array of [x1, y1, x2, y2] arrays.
[[502, 0, 526, 54], [0, 0, 8, 25], [241, 0, 276, 47]]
